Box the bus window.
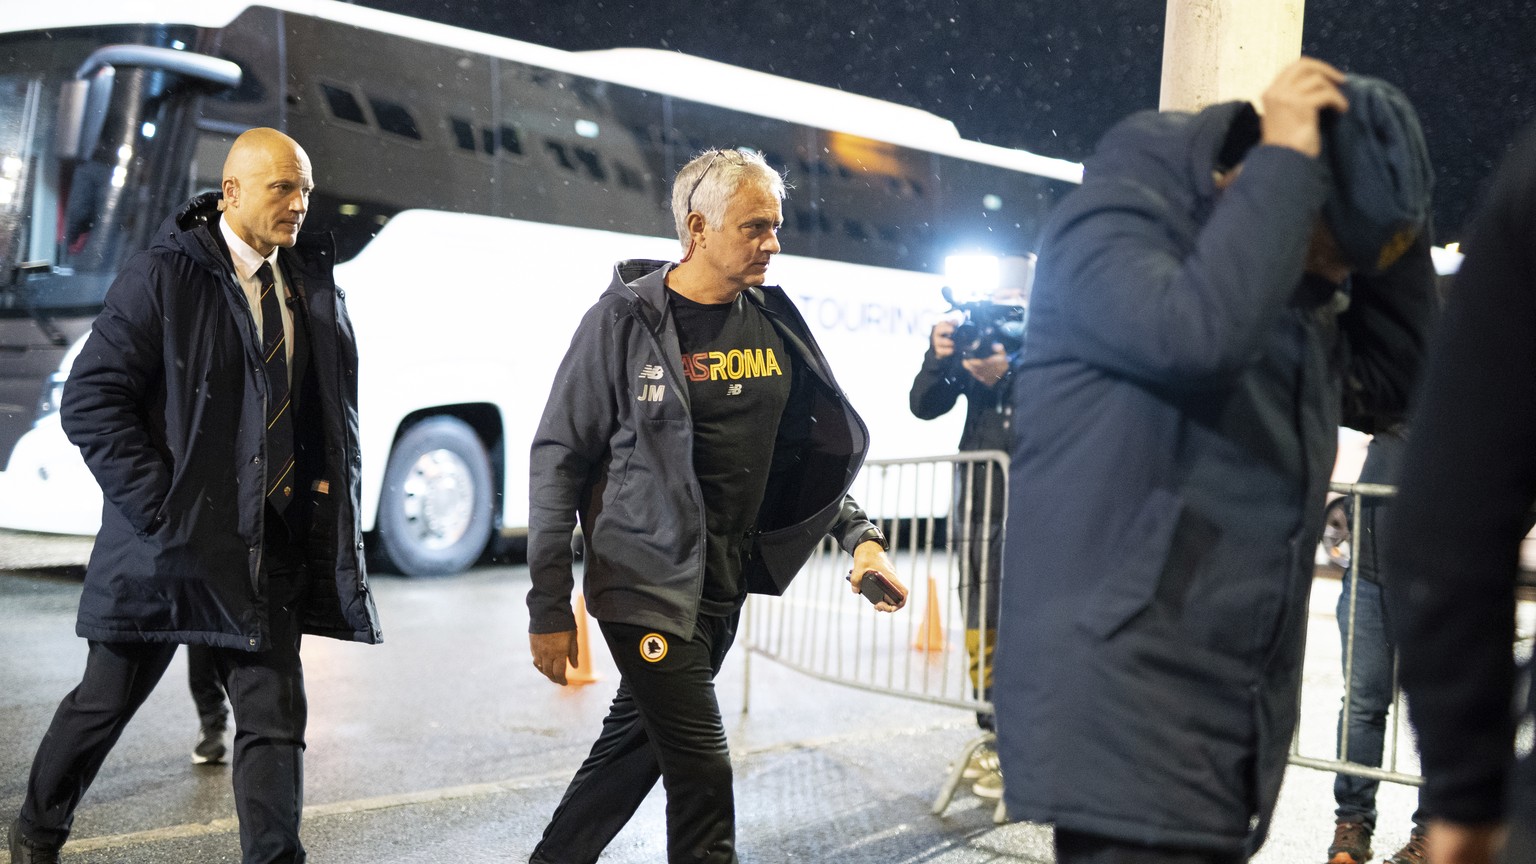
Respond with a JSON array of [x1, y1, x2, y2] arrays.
[[190, 131, 237, 195], [614, 162, 644, 191], [498, 125, 523, 156], [544, 140, 575, 171], [368, 96, 421, 140], [572, 146, 605, 181], [319, 83, 368, 126], [0, 28, 209, 314], [450, 117, 476, 152]]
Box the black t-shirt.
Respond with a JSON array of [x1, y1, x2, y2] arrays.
[[668, 289, 793, 615]]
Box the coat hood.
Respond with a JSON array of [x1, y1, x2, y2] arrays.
[[1084, 100, 1259, 219], [607, 258, 672, 326], [154, 191, 234, 275]]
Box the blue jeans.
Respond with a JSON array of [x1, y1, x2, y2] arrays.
[[1333, 571, 1423, 831]]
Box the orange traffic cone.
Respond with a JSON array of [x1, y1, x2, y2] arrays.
[[912, 576, 946, 653], [564, 594, 600, 686]]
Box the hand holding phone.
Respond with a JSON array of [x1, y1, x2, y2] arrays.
[[847, 570, 905, 608]]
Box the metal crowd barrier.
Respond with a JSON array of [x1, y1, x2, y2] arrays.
[[743, 465, 1536, 821], [1292, 483, 1536, 786], [740, 451, 1008, 821], [1288, 481, 1424, 788]]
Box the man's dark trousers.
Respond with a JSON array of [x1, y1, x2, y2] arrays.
[[530, 611, 739, 864], [16, 512, 312, 864], [1054, 830, 1246, 864], [188, 644, 229, 731]]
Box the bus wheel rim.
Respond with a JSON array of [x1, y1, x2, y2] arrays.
[[398, 448, 476, 550]]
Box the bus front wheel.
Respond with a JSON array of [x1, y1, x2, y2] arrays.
[[376, 416, 493, 577]]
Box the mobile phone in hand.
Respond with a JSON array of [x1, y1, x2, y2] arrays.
[[847, 570, 905, 607]]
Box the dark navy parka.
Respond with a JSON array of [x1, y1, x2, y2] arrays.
[[61, 192, 380, 650], [527, 260, 879, 639], [994, 102, 1435, 854]]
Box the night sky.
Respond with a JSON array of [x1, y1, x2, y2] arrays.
[[355, 0, 1534, 243]]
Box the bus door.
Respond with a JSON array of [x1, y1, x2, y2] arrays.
[[0, 24, 242, 510]]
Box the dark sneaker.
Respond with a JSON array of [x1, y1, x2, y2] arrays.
[[1327, 819, 1372, 864], [1386, 832, 1428, 864], [192, 723, 228, 765], [8, 820, 61, 864]]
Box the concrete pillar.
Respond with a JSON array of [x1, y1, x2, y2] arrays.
[[1160, 0, 1305, 112]]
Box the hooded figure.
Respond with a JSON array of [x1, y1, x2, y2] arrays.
[[994, 60, 1436, 861]]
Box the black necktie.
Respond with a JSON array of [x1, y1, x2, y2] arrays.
[[258, 262, 295, 513]]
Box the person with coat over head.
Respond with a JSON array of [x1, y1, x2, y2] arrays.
[[7, 128, 380, 864], [994, 58, 1437, 863], [525, 147, 905, 864]]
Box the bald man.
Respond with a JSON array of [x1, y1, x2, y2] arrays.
[[7, 129, 380, 864]]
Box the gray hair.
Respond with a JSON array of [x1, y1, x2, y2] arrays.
[[670, 148, 786, 248]]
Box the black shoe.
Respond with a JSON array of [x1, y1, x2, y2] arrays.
[[8, 820, 61, 864], [192, 723, 228, 765]]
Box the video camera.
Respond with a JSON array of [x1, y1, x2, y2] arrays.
[[942, 285, 1027, 361]]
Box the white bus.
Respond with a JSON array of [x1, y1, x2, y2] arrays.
[[0, 0, 1082, 575]]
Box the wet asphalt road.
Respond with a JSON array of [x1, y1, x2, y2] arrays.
[[0, 529, 1428, 863]]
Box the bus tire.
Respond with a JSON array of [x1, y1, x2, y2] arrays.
[[376, 416, 493, 577]]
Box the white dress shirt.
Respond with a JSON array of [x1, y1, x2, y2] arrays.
[[219, 216, 295, 377]]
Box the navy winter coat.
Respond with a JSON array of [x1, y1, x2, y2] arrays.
[[527, 260, 879, 639], [61, 193, 381, 650], [995, 102, 1435, 854]]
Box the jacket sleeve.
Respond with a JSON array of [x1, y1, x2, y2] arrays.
[[909, 345, 963, 420], [830, 494, 878, 555], [1045, 145, 1328, 388], [526, 302, 623, 634], [59, 254, 171, 536], [1384, 128, 1536, 825], [1336, 233, 1437, 433]]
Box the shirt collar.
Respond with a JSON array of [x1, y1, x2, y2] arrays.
[[218, 216, 278, 282]]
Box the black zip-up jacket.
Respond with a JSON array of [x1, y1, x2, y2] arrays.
[[908, 345, 1012, 454], [527, 260, 878, 638], [60, 192, 380, 650]]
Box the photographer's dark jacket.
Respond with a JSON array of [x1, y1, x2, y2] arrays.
[[61, 192, 381, 650], [909, 346, 1012, 453], [527, 260, 878, 638], [995, 102, 1435, 854]]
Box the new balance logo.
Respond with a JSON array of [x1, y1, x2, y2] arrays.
[[727, 384, 743, 396], [637, 384, 666, 402], [638, 365, 664, 380]]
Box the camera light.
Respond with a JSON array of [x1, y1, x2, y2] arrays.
[[944, 253, 1001, 300]]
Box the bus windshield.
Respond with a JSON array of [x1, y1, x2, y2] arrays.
[[0, 26, 202, 318]]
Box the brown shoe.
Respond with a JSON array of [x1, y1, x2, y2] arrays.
[[1385, 832, 1428, 864], [1327, 819, 1373, 864]]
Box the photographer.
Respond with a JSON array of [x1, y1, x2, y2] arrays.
[[908, 254, 1031, 800]]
